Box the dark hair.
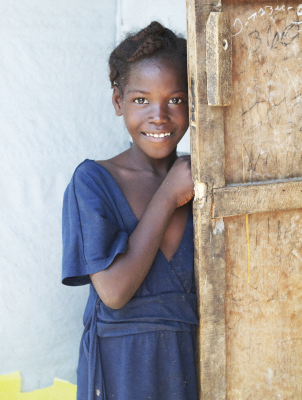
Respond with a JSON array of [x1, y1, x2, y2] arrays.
[[109, 21, 187, 94]]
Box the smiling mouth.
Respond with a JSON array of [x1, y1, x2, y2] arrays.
[[143, 132, 173, 138]]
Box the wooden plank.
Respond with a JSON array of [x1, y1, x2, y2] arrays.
[[206, 12, 232, 106], [222, 1, 302, 398], [225, 210, 302, 399], [223, 0, 302, 186], [187, 1, 227, 399], [212, 179, 302, 218]]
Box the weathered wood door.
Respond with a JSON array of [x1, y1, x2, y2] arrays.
[[186, 1, 302, 398]]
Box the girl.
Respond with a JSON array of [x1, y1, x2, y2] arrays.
[[62, 21, 198, 400]]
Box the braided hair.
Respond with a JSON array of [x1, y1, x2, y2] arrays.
[[109, 21, 187, 94]]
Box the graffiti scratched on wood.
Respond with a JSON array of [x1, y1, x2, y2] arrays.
[[224, 3, 302, 186]]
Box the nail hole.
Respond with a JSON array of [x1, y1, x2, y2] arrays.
[[222, 39, 228, 50]]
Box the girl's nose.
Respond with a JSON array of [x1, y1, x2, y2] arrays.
[[148, 104, 170, 125]]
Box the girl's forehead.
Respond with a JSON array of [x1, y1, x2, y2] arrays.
[[126, 59, 187, 90]]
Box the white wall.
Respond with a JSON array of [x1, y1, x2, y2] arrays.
[[0, 0, 127, 391], [0, 0, 188, 392]]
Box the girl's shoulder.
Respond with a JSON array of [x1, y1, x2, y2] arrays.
[[64, 159, 129, 225], [93, 150, 132, 182], [73, 158, 107, 178], [66, 159, 124, 207], [71, 159, 115, 188], [72, 153, 128, 184]]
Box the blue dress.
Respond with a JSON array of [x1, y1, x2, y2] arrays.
[[62, 159, 198, 400]]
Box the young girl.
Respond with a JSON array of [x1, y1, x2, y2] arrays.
[[62, 21, 198, 400]]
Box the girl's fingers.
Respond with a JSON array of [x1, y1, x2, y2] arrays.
[[163, 156, 194, 207]]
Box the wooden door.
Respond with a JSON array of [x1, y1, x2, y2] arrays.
[[186, 1, 302, 398]]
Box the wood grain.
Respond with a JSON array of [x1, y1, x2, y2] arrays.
[[188, 1, 302, 398], [225, 210, 302, 399], [223, 0, 302, 186], [187, 1, 227, 398], [222, 1, 302, 398], [212, 179, 302, 218], [206, 12, 232, 105]]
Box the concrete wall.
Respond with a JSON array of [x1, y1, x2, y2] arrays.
[[0, 0, 188, 391]]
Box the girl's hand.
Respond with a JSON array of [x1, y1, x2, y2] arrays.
[[163, 156, 194, 208]]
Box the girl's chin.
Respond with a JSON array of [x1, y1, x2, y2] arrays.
[[145, 147, 178, 160]]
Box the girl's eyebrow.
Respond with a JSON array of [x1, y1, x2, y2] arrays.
[[126, 89, 150, 94], [172, 89, 188, 94], [126, 89, 188, 94]]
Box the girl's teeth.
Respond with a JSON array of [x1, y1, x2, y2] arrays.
[[145, 133, 171, 137]]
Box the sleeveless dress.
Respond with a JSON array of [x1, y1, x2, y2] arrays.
[[62, 159, 198, 400]]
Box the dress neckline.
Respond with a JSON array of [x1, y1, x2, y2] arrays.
[[87, 159, 192, 264]]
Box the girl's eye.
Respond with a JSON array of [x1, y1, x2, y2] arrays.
[[134, 98, 148, 104], [169, 98, 183, 104]]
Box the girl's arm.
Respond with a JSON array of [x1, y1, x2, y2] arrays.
[[90, 157, 194, 309]]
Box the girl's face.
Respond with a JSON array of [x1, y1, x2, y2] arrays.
[[112, 59, 189, 160]]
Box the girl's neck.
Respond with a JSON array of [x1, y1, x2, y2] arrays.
[[125, 144, 178, 176]]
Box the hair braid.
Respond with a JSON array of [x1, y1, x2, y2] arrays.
[[127, 37, 166, 62], [133, 21, 165, 41], [108, 21, 187, 93]]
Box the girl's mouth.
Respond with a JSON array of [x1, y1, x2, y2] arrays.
[[143, 132, 173, 138]]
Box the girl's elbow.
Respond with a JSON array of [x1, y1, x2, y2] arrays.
[[101, 297, 128, 310], [90, 273, 131, 309], [98, 290, 129, 310]]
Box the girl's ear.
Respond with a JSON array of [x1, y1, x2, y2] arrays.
[[112, 86, 123, 116]]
